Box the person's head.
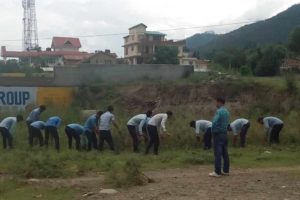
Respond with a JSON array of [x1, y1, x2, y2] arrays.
[[146, 110, 153, 118], [257, 117, 264, 124], [227, 124, 232, 131], [16, 115, 24, 122], [107, 105, 114, 113], [166, 111, 173, 118], [96, 110, 104, 118], [189, 121, 196, 128], [216, 97, 225, 108], [39, 105, 46, 112]]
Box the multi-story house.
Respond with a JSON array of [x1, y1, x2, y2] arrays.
[[123, 23, 185, 64]]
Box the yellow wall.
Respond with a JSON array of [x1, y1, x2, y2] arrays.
[[36, 87, 74, 107]]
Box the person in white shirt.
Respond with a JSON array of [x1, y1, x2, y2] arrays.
[[98, 106, 119, 151], [146, 111, 173, 155], [127, 111, 152, 153], [258, 116, 284, 145], [0, 115, 23, 149], [228, 118, 250, 147], [189, 120, 212, 150]]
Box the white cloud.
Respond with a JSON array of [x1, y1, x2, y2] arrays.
[[0, 0, 299, 56]]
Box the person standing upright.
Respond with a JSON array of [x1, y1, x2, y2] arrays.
[[98, 106, 119, 151], [0, 115, 23, 149], [146, 111, 173, 155], [209, 97, 230, 177], [45, 116, 62, 151], [127, 111, 153, 152]]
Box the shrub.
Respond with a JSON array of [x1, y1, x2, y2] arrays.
[[240, 65, 252, 76], [105, 158, 146, 188]]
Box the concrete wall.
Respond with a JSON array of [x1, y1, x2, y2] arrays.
[[0, 64, 193, 87], [54, 64, 193, 86]]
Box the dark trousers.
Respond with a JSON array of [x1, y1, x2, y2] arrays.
[[45, 126, 60, 151], [204, 128, 212, 149], [213, 133, 230, 175], [99, 130, 114, 151], [84, 130, 94, 151], [127, 125, 139, 152], [270, 124, 284, 144], [146, 125, 160, 155], [90, 131, 98, 150], [65, 126, 81, 150], [0, 127, 13, 149], [240, 122, 250, 147], [29, 126, 44, 147]]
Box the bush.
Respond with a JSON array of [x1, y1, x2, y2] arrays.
[[284, 72, 298, 94], [105, 158, 146, 188], [240, 65, 252, 76]]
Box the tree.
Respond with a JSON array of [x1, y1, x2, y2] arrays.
[[254, 45, 287, 76], [288, 27, 300, 54], [151, 46, 179, 64], [213, 48, 246, 69]]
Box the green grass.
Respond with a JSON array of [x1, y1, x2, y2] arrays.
[[0, 179, 74, 200]]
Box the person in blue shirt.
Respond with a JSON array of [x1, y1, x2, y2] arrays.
[[65, 123, 84, 150], [84, 111, 103, 151], [45, 116, 62, 151], [209, 97, 230, 178], [0, 115, 23, 149], [29, 121, 46, 147], [26, 105, 46, 145]]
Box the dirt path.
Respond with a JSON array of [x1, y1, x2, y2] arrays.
[[24, 166, 300, 200]]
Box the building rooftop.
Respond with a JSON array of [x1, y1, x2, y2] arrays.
[[146, 31, 166, 36], [129, 23, 147, 30], [51, 37, 82, 49]]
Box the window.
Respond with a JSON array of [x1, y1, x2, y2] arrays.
[[131, 46, 134, 51], [131, 35, 135, 41], [125, 38, 128, 43], [125, 47, 128, 55]]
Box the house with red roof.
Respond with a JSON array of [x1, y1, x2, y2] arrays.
[[1, 37, 92, 68]]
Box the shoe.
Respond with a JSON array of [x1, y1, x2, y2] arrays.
[[222, 172, 229, 176], [209, 172, 221, 177]]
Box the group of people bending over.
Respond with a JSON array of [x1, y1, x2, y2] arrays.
[[0, 103, 284, 156]]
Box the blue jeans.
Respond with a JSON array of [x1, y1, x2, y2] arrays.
[[213, 133, 230, 175]]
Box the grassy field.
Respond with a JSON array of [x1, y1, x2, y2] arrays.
[[0, 74, 300, 199]]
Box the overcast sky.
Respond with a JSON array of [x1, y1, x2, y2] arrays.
[[0, 0, 299, 56]]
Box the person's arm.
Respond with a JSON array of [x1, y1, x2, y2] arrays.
[[111, 115, 119, 130], [161, 115, 168, 133], [212, 110, 220, 127], [138, 119, 146, 135]]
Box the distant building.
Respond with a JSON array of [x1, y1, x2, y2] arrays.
[[281, 58, 300, 72], [123, 23, 185, 64], [81, 50, 117, 64], [1, 37, 91, 67], [51, 37, 82, 52], [180, 53, 210, 72]]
